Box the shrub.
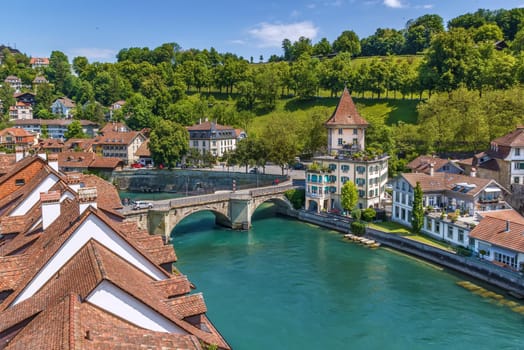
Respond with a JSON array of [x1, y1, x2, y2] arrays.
[[351, 221, 366, 236], [362, 208, 376, 222], [284, 189, 305, 209]]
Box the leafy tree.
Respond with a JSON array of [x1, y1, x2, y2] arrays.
[[285, 188, 305, 209], [350, 221, 366, 236], [341, 181, 358, 214], [0, 83, 15, 117], [404, 14, 444, 54], [289, 54, 319, 99], [411, 182, 424, 233], [123, 93, 156, 130], [332, 30, 361, 56], [261, 115, 300, 174], [47, 51, 71, 94], [473, 23, 503, 43], [361, 28, 405, 56], [149, 119, 189, 168], [313, 37, 333, 57], [233, 138, 255, 172], [64, 120, 86, 139]]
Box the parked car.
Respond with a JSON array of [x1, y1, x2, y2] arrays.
[[133, 201, 153, 210], [293, 162, 305, 170], [249, 168, 259, 174]]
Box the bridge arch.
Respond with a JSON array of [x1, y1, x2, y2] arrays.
[[251, 194, 294, 219], [170, 208, 232, 235]]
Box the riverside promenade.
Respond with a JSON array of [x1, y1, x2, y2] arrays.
[[295, 210, 524, 297]]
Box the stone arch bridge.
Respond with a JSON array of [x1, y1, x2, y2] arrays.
[[123, 185, 298, 241]]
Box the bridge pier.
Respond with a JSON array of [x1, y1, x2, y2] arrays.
[[229, 195, 252, 230]]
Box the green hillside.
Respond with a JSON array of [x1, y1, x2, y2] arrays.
[[248, 96, 420, 136]]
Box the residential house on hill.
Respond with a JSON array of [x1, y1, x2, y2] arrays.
[[392, 171, 511, 248], [187, 120, 239, 157], [14, 119, 99, 139], [0, 155, 231, 349], [36, 138, 66, 153], [8, 101, 33, 120], [458, 126, 524, 190], [407, 155, 463, 175], [109, 100, 126, 119], [51, 97, 76, 118], [13, 92, 36, 107], [29, 57, 49, 69], [4, 75, 22, 92], [305, 88, 389, 211], [32, 75, 48, 90], [0, 128, 35, 149], [93, 122, 146, 165]]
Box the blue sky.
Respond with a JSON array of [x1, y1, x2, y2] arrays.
[[2, 0, 523, 62]]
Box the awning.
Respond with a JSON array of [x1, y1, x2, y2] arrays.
[[484, 187, 501, 193]]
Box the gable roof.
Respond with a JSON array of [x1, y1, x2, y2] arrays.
[[469, 215, 524, 253], [187, 121, 234, 132], [399, 172, 507, 197], [53, 97, 76, 108], [407, 156, 463, 174], [325, 87, 369, 128], [135, 139, 151, 157]]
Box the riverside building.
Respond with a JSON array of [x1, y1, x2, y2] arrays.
[[305, 88, 389, 212]]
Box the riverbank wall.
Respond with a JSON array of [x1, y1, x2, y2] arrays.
[[293, 210, 524, 296], [113, 169, 287, 193]]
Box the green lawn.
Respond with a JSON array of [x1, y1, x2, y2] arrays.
[[369, 221, 455, 252]]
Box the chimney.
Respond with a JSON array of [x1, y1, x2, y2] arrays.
[[47, 153, 59, 172], [41, 191, 61, 230], [470, 167, 477, 178], [37, 151, 46, 161], [15, 146, 25, 162], [505, 220, 510, 232], [78, 187, 97, 214], [66, 173, 82, 192], [429, 163, 434, 177]]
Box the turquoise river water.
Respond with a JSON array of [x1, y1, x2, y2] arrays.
[[171, 205, 524, 349]]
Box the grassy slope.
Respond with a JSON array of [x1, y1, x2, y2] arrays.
[[248, 96, 420, 136]]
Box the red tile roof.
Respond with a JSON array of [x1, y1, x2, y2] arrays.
[[407, 155, 462, 174], [400, 172, 506, 197], [469, 216, 524, 253], [325, 87, 369, 127], [135, 139, 151, 157], [187, 121, 234, 131]]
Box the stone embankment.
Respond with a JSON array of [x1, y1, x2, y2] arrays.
[[293, 210, 524, 297]]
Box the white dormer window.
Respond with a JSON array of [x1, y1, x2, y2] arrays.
[[516, 148, 521, 156]]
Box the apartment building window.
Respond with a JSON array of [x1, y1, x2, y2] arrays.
[[458, 230, 464, 243], [341, 176, 349, 183], [353, 128, 358, 135], [328, 164, 337, 171], [447, 226, 453, 240], [338, 138, 343, 145], [435, 221, 440, 234], [516, 148, 521, 156], [514, 176, 520, 184], [338, 128, 343, 135], [395, 191, 400, 203], [341, 165, 350, 172]]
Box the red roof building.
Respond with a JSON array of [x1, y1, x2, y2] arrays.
[[0, 155, 231, 349]]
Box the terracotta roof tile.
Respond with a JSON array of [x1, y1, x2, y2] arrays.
[[135, 139, 151, 157], [470, 216, 524, 253], [165, 293, 207, 318], [153, 275, 192, 298], [325, 88, 369, 127], [187, 121, 234, 131]]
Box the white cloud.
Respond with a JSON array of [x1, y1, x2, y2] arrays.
[[383, 0, 404, 8], [248, 21, 318, 48], [291, 9, 301, 18], [230, 39, 246, 45], [306, 3, 316, 9], [416, 4, 434, 9], [68, 48, 116, 61]]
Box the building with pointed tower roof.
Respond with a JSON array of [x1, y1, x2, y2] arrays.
[[305, 88, 389, 212]]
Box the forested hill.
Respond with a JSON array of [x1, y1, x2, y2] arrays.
[[2, 7, 524, 174]]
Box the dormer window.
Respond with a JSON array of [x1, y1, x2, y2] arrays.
[[516, 148, 521, 156], [15, 179, 25, 186]]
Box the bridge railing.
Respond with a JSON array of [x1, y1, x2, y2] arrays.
[[248, 184, 298, 197], [169, 193, 232, 208]]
